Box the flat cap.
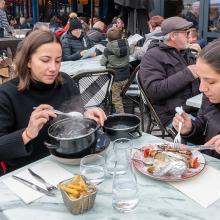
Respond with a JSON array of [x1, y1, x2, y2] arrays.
[[161, 16, 193, 34]]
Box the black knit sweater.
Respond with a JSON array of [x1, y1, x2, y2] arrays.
[[0, 72, 83, 171]]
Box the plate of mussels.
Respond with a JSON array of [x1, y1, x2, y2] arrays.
[[132, 143, 206, 181]]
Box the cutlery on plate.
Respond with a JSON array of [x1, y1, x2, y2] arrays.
[[12, 175, 56, 197], [28, 168, 56, 191], [176, 145, 215, 151], [156, 144, 215, 152], [131, 158, 153, 166]]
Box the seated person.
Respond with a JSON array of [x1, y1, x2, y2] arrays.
[[49, 15, 63, 32], [87, 21, 106, 45], [100, 27, 134, 113], [61, 18, 96, 61], [173, 39, 220, 159], [133, 16, 164, 60], [0, 30, 106, 175], [139, 17, 200, 126], [33, 22, 49, 31], [112, 17, 127, 39], [17, 17, 29, 29], [187, 28, 201, 57]]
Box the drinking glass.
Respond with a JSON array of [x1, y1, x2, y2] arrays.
[[112, 138, 139, 212], [106, 138, 133, 175], [80, 154, 105, 185]]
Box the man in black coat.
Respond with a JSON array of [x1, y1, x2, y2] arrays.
[[139, 16, 200, 126], [61, 18, 95, 61]]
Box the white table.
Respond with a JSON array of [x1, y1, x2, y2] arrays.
[[60, 55, 106, 77], [186, 93, 203, 108], [1, 133, 220, 220], [60, 55, 136, 77]]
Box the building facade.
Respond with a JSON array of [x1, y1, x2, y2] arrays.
[[4, 0, 220, 41]]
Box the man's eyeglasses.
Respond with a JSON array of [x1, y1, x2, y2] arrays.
[[173, 30, 190, 37]]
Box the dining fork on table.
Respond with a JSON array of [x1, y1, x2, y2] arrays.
[[28, 168, 57, 191]]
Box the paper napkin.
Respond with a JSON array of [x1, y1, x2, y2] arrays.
[[2, 160, 73, 204], [170, 165, 220, 208]]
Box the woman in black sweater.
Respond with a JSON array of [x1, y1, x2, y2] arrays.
[[0, 30, 106, 174]]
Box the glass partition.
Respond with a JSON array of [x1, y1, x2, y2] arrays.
[[208, 0, 220, 32]]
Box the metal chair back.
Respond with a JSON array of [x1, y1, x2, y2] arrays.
[[72, 69, 115, 114], [136, 71, 175, 139]]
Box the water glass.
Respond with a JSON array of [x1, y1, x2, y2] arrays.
[[106, 138, 132, 175], [112, 174, 139, 212], [105, 144, 116, 175], [80, 154, 105, 185], [112, 138, 139, 212]]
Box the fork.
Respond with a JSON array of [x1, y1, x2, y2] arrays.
[[173, 121, 183, 148], [28, 168, 56, 191]]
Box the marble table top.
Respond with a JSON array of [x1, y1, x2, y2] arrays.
[[186, 93, 203, 109], [1, 133, 220, 220], [60, 55, 106, 77], [60, 55, 136, 77]]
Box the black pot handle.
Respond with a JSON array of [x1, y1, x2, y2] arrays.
[[128, 130, 142, 139], [44, 141, 57, 149]]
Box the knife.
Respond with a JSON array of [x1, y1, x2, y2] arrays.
[[12, 175, 56, 197], [166, 145, 215, 151]]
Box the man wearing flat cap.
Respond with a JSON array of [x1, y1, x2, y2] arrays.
[[61, 18, 96, 61], [139, 16, 200, 126]]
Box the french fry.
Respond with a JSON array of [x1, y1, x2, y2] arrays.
[[59, 175, 95, 201], [59, 185, 80, 198], [67, 183, 85, 191], [68, 193, 77, 200], [71, 175, 81, 184]]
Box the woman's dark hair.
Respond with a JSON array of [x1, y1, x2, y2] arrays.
[[199, 39, 220, 73], [15, 30, 63, 91]]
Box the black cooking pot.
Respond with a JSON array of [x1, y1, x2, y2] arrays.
[[103, 114, 142, 141], [44, 118, 100, 155]]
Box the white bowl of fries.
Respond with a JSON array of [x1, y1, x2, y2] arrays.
[[58, 175, 97, 215]]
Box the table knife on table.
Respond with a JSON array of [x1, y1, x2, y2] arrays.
[[12, 175, 56, 197]]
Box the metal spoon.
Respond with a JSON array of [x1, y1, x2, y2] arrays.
[[33, 107, 83, 118], [52, 109, 83, 118]]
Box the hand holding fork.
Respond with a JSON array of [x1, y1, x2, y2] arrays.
[[173, 107, 184, 147]]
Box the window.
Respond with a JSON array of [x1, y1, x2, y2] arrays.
[[208, 0, 220, 32]]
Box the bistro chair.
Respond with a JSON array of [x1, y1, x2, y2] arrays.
[[72, 69, 115, 115], [121, 65, 140, 115], [136, 71, 175, 139]]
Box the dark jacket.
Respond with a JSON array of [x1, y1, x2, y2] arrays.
[[61, 32, 94, 61], [0, 73, 83, 173], [183, 95, 220, 159], [87, 28, 106, 45], [139, 42, 200, 125], [100, 38, 133, 81]]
